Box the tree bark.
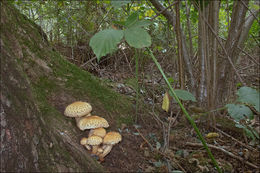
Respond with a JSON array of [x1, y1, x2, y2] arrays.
[[149, 0, 195, 94], [1, 2, 104, 172], [217, 0, 249, 103], [175, 0, 184, 89]]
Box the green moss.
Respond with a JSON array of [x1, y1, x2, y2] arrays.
[[116, 115, 134, 127], [49, 53, 133, 115]]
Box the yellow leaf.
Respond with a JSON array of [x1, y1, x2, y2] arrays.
[[206, 132, 220, 139], [162, 92, 170, 112], [145, 9, 155, 17]]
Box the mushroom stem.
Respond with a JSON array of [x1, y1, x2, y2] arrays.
[[92, 145, 99, 154], [96, 147, 103, 156], [88, 129, 94, 137], [84, 144, 91, 150], [99, 145, 113, 160]]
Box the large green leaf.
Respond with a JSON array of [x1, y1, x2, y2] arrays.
[[169, 89, 196, 102], [125, 12, 139, 28], [226, 104, 253, 121], [131, 20, 152, 28], [89, 29, 123, 61], [124, 27, 151, 48], [111, 1, 131, 9], [237, 86, 260, 112]]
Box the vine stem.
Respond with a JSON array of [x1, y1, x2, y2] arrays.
[[147, 48, 222, 173]]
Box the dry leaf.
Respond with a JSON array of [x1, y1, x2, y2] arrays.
[[162, 91, 170, 112], [206, 132, 220, 139]]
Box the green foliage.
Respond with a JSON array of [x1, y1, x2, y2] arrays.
[[237, 86, 260, 112], [89, 29, 124, 61], [89, 12, 151, 60], [226, 104, 253, 121], [124, 27, 151, 48], [169, 89, 196, 102], [226, 86, 259, 121], [226, 86, 260, 141], [111, 0, 131, 9]]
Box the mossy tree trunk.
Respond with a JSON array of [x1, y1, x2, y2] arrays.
[[0, 2, 105, 172]]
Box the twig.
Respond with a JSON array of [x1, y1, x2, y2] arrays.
[[134, 126, 186, 173], [219, 36, 260, 66], [212, 126, 256, 151], [80, 56, 97, 67], [150, 1, 178, 21], [240, 1, 260, 24], [186, 142, 259, 169], [121, 49, 133, 73], [134, 126, 154, 151]]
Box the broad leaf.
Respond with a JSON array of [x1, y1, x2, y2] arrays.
[[169, 89, 196, 102], [112, 20, 126, 27], [226, 104, 253, 121], [89, 29, 123, 61], [124, 27, 151, 48], [237, 86, 259, 112], [111, 0, 130, 9], [131, 20, 152, 28], [125, 12, 139, 28]]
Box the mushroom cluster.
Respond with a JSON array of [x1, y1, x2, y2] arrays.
[[64, 101, 122, 161]]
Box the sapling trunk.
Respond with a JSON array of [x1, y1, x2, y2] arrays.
[[147, 48, 222, 173]]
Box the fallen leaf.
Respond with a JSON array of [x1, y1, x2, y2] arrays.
[[162, 91, 170, 112], [206, 132, 220, 139]]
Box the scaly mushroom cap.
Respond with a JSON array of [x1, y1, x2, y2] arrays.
[[88, 128, 106, 138], [80, 137, 91, 150], [103, 131, 122, 145], [98, 131, 122, 161], [64, 101, 92, 118], [86, 135, 103, 146], [80, 137, 88, 145], [77, 115, 109, 131], [86, 135, 103, 154]]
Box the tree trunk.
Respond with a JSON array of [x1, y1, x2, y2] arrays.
[[207, 1, 220, 127], [217, 0, 249, 103], [175, 0, 184, 89], [149, 0, 195, 94], [0, 2, 105, 172], [185, 1, 193, 57]]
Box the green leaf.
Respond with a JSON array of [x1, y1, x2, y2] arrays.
[[169, 89, 196, 102], [226, 104, 253, 121], [124, 27, 151, 48], [89, 29, 123, 61], [237, 86, 260, 112], [167, 77, 174, 84], [112, 20, 126, 27], [111, 0, 130, 9], [125, 12, 139, 28], [131, 20, 152, 28]]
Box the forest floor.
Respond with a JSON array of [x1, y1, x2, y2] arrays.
[[54, 45, 260, 173]]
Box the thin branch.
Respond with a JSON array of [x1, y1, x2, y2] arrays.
[[212, 126, 256, 151], [219, 36, 260, 66], [240, 0, 260, 24], [186, 142, 259, 169], [150, 1, 178, 21]]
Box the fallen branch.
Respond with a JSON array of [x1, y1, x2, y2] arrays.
[[186, 142, 259, 169], [212, 126, 256, 151]]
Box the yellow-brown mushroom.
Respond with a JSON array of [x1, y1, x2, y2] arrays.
[[98, 131, 122, 161]]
